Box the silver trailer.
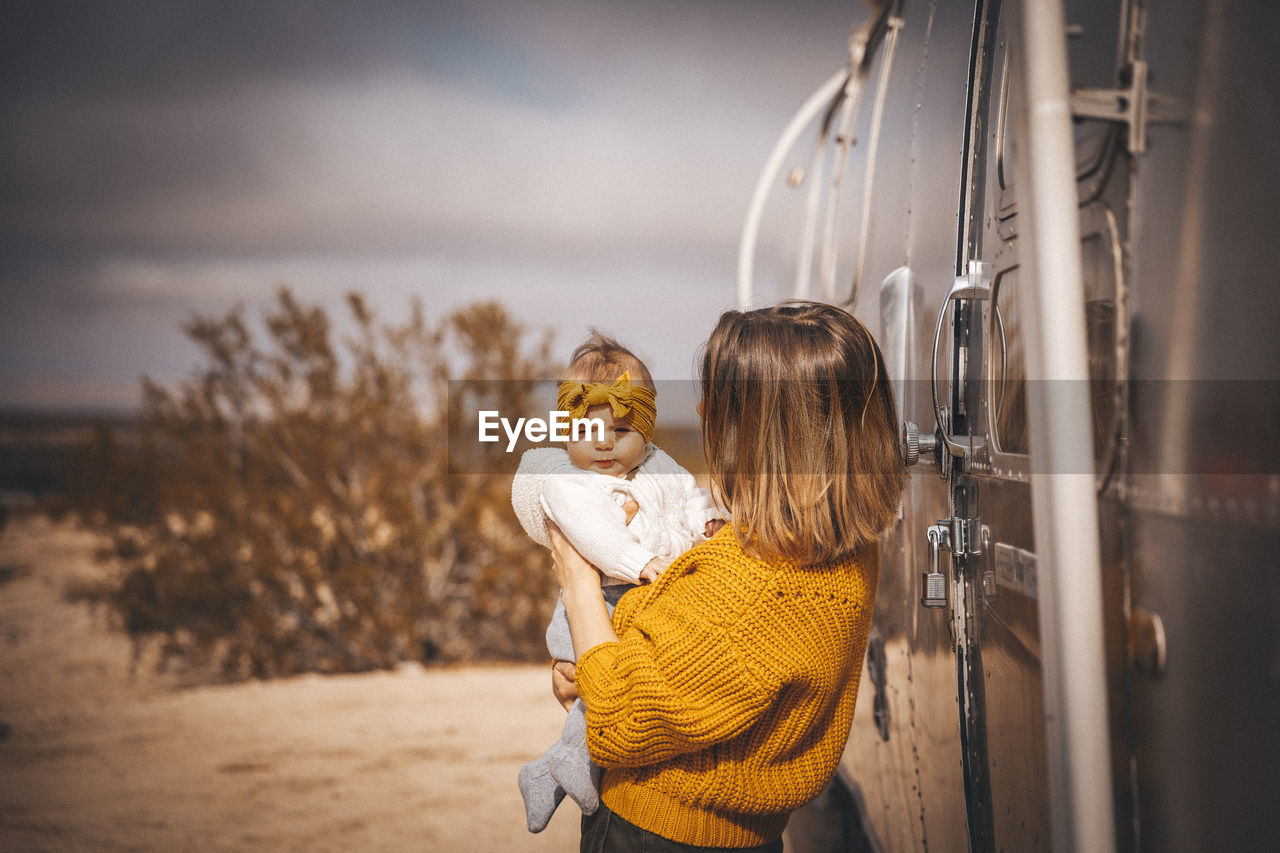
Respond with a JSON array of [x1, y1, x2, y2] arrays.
[[741, 2, 1280, 851]]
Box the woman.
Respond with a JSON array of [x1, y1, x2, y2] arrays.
[[549, 302, 905, 851]]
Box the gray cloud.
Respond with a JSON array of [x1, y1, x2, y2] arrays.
[[0, 0, 860, 407]]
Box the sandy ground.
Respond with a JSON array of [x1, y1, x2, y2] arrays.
[[0, 515, 582, 852]]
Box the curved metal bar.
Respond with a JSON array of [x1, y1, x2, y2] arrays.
[[794, 113, 835, 299], [742, 2, 901, 308], [737, 69, 848, 310], [818, 60, 870, 301], [840, 14, 905, 310], [929, 284, 958, 456], [993, 299, 1009, 422], [931, 266, 990, 459], [797, 57, 863, 299], [818, 2, 897, 301], [1095, 204, 1127, 495]]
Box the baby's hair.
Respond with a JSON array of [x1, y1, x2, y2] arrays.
[[699, 302, 905, 565], [564, 330, 656, 393]]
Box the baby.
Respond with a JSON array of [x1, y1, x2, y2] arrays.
[[512, 333, 721, 833]]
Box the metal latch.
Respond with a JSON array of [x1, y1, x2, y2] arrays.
[[921, 518, 989, 609]]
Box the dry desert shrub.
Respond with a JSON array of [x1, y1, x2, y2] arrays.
[[70, 289, 560, 680]]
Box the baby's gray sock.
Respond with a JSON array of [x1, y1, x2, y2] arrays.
[[517, 754, 565, 833], [548, 700, 602, 815]]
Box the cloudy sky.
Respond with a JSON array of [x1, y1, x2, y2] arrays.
[[0, 0, 862, 412]]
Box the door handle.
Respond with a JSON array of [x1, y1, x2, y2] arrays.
[[929, 260, 990, 460]]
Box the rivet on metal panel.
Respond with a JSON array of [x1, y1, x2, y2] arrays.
[[1129, 608, 1167, 677]]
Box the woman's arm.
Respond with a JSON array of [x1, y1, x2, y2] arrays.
[[549, 523, 779, 768], [547, 523, 619, 655], [573, 554, 779, 768], [575, 618, 773, 768]]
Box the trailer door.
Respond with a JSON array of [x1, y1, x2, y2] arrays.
[[921, 1, 1133, 850]]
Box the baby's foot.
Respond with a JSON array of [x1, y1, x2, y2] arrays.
[[548, 743, 601, 815], [548, 700, 601, 814], [517, 755, 565, 832]]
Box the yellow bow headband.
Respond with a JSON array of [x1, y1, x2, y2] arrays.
[[556, 372, 657, 443]]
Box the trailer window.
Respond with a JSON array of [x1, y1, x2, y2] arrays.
[[990, 281, 1116, 461], [992, 267, 1029, 455]]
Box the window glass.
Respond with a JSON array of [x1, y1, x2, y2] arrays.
[[992, 267, 1029, 454]]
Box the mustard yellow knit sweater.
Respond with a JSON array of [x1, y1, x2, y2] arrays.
[[577, 524, 878, 848]]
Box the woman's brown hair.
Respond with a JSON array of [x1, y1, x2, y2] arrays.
[[700, 302, 905, 565]]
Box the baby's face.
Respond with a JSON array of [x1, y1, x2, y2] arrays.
[[565, 403, 647, 479]]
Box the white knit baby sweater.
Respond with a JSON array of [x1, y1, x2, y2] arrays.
[[511, 445, 719, 585]]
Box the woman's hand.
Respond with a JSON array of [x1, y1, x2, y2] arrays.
[[551, 660, 578, 711]]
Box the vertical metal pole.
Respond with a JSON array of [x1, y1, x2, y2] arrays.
[[1009, 1, 1117, 851]]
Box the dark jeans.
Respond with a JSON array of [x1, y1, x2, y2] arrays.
[[581, 802, 784, 853]]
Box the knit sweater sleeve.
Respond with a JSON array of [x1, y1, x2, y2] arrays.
[[541, 475, 657, 585], [576, 551, 779, 768]]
